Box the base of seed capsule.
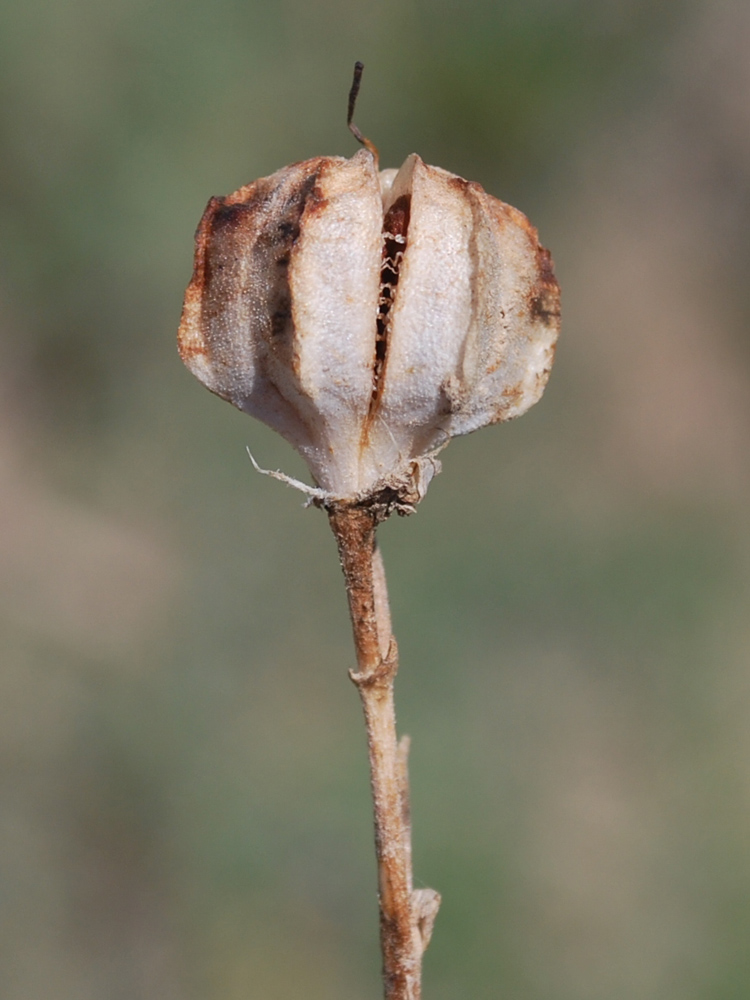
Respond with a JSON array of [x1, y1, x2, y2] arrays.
[[313, 450, 444, 521]]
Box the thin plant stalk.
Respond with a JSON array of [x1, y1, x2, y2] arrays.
[[328, 505, 440, 1000]]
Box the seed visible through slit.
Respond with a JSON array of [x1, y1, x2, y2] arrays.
[[370, 194, 411, 416]]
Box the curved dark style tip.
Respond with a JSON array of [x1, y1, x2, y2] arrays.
[[347, 61, 379, 162]]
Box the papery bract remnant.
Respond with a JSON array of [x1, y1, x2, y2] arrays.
[[178, 148, 560, 506]]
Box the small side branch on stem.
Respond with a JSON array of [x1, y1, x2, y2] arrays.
[[328, 505, 440, 1000]]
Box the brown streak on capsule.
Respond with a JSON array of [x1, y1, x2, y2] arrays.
[[210, 201, 251, 233], [299, 183, 330, 218], [447, 173, 471, 194], [527, 245, 561, 327], [177, 196, 223, 370], [179, 161, 331, 415], [256, 171, 322, 372], [285, 175, 336, 388], [500, 201, 560, 332], [178, 337, 207, 361]]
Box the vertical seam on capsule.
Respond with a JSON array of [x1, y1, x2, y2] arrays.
[[361, 193, 412, 453]]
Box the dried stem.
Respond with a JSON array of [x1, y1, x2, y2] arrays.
[[328, 505, 440, 1000]]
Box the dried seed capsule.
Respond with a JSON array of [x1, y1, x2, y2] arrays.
[[178, 148, 559, 507]]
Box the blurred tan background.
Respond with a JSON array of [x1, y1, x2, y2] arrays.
[[2, 0, 750, 997]]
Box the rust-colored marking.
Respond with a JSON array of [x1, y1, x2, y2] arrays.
[[502, 382, 525, 407], [447, 173, 471, 194], [177, 197, 221, 367], [178, 338, 207, 361], [209, 201, 251, 234], [299, 182, 330, 218], [527, 245, 561, 327], [178, 161, 330, 402]]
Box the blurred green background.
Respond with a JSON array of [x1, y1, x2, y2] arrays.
[[2, 0, 750, 997]]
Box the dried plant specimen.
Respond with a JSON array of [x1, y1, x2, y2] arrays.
[[178, 63, 560, 1000]]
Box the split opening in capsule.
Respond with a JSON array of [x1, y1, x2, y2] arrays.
[[371, 193, 411, 414]]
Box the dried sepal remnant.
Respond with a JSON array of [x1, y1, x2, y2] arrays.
[[178, 148, 560, 505]]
